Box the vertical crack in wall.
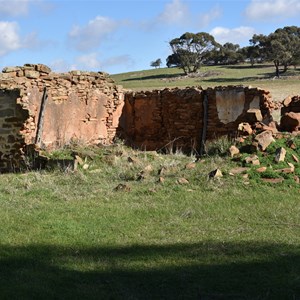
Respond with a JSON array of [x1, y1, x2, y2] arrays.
[[200, 90, 208, 156]]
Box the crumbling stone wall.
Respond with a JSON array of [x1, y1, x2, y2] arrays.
[[0, 89, 29, 170], [120, 86, 275, 152], [0, 64, 124, 170], [0, 63, 279, 171]]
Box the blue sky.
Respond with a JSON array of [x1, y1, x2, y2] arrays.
[[0, 0, 300, 74]]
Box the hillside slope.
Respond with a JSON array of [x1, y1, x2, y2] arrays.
[[112, 64, 300, 101]]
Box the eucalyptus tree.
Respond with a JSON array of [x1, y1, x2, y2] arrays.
[[168, 32, 220, 74], [250, 26, 300, 77]]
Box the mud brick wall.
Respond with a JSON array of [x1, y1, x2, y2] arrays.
[[120, 86, 274, 152], [0, 64, 124, 171]]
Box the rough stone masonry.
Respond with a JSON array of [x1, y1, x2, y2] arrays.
[[0, 64, 124, 171], [119, 86, 275, 152], [0, 63, 284, 172]]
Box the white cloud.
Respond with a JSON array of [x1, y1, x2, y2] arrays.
[[0, 0, 30, 16], [245, 0, 300, 20], [144, 0, 221, 29], [210, 26, 256, 45], [68, 16, 119, 51], [101, 55, 134, 69], [76, 53, 134, 71], [50, 59, 77, 73], [50, 54, 135, 73], [0, 22, 22, 56], [76, 53, 102, 70], [0, 21, 48, 57], [158, 0, 189, 25], [198, 5, 222, 28]]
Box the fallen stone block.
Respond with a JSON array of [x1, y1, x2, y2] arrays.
[[245, 108, 263, 123], [177, 177, 189, 185], [274, 147, 286, 163], [292, 154, 299, 163], [229, 145, 240, 158], [280, 112, 300, 132], [185, 162, 196, 170], [275, 163, 294, 174], [254, 130, 275, 151], [256, 166, 267, 173], [254, 121, 278, 134], [157, 176, 165, 184], [229, 167, 249, 175], [238, 122, 252, 136], [282, 96, 292, 107], [208, 168, 223, 178], [262, 178, 284, 184], [245, 154, 260, 165]]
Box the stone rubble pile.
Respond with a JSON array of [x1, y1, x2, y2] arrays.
[[227, 103, 300, 183]]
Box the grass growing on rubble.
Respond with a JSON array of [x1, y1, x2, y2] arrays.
[[0, 143, 299, 299]]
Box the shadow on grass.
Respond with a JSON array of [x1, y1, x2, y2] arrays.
[[121, 73, 185, 82], [0, 241, 299, 299], [219, 64, 272, 70], [201, 75, 271, 83]]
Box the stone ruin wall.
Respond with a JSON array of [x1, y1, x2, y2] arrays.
[[120, 86, 275, 153], [0, 63, 283, 171], [0, 64, 124, 170]]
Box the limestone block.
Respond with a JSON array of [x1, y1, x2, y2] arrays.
[[254, 130, 275, 151], [238, 122, 253, 135], [229, 145, 240, 157], [282, 96, 292, 107], [245, 155, 260, 165], [24, 70, 40, 79], [2, 67, 21, 73], [245, 108, 263, 123], [274, 147, 286, 163], [35, 64, 51, 74], [209, 168, 223, 178]]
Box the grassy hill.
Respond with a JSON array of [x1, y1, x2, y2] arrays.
[[112, 64, 300, 101]]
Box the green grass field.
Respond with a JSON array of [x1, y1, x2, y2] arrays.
[[0, 142, 299, 299], [1, 65, 300, 299], [112, 64, 300, 101]]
